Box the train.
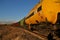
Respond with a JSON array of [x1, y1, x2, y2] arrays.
[[11, 0, 60, 39], [19, 0, 60, 30]]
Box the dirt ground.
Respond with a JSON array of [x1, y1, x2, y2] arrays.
[[0, 25, 42, 40]]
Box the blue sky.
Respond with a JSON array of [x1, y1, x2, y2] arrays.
[[0, 0, 40, 22]]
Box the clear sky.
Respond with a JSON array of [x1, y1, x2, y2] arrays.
[[0, 0, 40, 22]]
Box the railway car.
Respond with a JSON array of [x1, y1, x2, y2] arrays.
[[23, 0, 60, 29], [20, 18, 25, 26]]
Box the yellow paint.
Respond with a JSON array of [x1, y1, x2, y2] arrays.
[[42, 0, 60, 24]]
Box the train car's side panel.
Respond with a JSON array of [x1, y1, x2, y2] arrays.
[[25, 12, 46, 26]]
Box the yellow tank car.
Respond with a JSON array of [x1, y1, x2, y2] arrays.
[[42, 0, 60, 24], [25, 0, 60, 29]]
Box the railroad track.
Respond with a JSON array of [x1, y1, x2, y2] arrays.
[[1, 25, 60, 40], [19, 27, 48, 40]]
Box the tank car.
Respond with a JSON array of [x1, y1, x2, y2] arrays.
[[24, 0, 60, 29]]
